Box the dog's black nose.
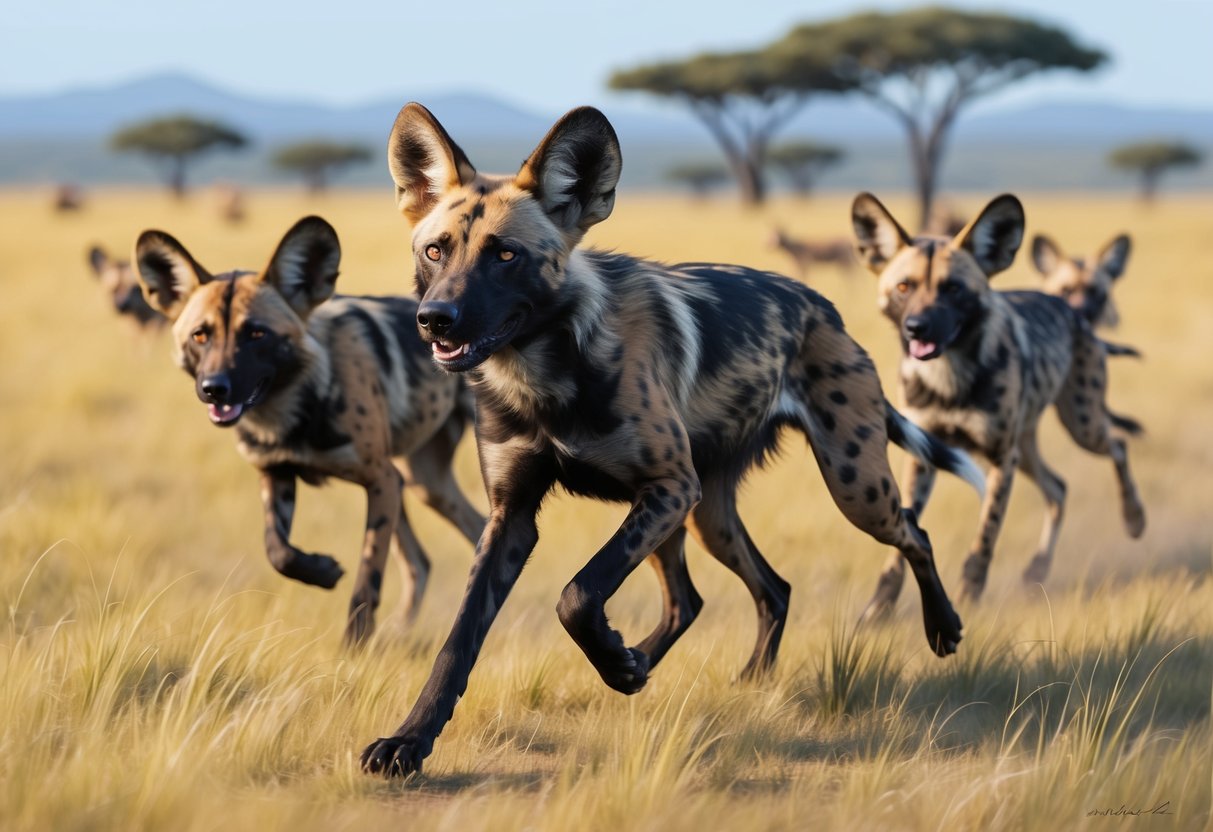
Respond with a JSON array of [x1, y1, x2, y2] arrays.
[[417, 300, 459, 337], [200, 374, 231, 403], [904, 316, 930, 339]]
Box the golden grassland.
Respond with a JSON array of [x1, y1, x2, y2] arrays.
[[1, 186, 1211, 830]]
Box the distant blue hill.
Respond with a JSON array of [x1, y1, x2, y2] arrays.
[[0, 72, 1209, 189]]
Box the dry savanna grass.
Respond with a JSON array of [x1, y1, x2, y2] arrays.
[[1, 187, 1211, 830]]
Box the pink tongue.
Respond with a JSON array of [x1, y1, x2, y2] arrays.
[[208, 402, 244, 423], [908, 339, 937, 359]]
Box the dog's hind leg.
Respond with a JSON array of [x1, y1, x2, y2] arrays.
[[1016, 427, 1067, 586], [402, 415, 486, 545], [346, 462, 406, 646], [388, 493, 431, 625], [1055, 337, 1146, 538], [861, 454, 936, 621], [635, 527, 703, 669], [686, 478, 791, 678], [789, 328, 961, 655]]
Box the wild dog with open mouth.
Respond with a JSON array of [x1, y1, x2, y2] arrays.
[[851, 193, 1146, 616], [1032, 231, 1140, 337], [88, 245, 166, 329], [360, 103, 986, 777], [134, 217, 485, 643]]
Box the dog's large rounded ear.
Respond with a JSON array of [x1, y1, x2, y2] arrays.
[[954, 194, 1025, 278], [87, 245, 108, 277], [851, 192, 912, 274], [262, 216, 341, 317], [387, 102, 477, 225], [1031, 234, 1063, 276], [1097, 233, 1132, 280], [134, 231, 212, 320], [516, 106, 622, 239]]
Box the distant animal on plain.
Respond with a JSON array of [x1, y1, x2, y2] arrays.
[[133, 216, 485, 645], [768, 227, 855, 279], [87, 246, 166, 329], [1032, 233, 1132, 330], [359, 102, 985, 778], [54, 184, 83, 213], [217, 184, 246, 224], [852, 192, 1146, 617]]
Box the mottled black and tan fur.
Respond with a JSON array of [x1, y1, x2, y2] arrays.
[[360, 104, 986, 778], [852, 193, 1146, 616], [1032, 232, 1132, 330], [88, 245, 166, 329], [134, 217, 484, 644]]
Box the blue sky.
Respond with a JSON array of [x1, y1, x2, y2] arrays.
[[3, 0, 1210, 113]]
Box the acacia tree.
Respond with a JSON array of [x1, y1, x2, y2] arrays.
[[1108, 141, 1204, 202], [272, 141, 372, 192], [110, 115, 247, 198], [611, 50, 852, 204], [771, 8, 1106, 228], [666, 161, 730, 198], [766, 141, 844, 195]]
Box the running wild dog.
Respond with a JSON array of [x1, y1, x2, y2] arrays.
[[360, 103, 985, 777], [87, 246, 166, 329], [1032, 232, 1132, 330], [851, 193, 1146, 617], [134, 217, 485, 644]]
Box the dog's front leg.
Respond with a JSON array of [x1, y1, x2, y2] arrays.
[[360, 443, 556, 778], [557, 475, 701, 694], [259, 465, 344, 589], [344, 463, 405, 645], [961, 452, 1018, 601]]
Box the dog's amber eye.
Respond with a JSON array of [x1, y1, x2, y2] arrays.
[[425, 244, 442, 262], [498, 249, 516, 262], [249, 328, 265, 340], [192, 328, 208, 345], [896, 281, 912, 294]]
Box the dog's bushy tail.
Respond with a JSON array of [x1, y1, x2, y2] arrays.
[[1101, 339, 1142, 359], [885, 400, 986, 498]]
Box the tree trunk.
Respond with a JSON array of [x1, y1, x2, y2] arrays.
[[306, 167, 328, 194], [709, 147, 759, 204], [1140, 167, 1161, 203], [688, 104, 767, 206], [169, 155, 187, 199]]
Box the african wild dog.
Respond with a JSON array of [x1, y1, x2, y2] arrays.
[[1032, 232, 1133, 330], [359, 103, 986, 777], [851, 193, 1146, 617], [88, 245, 166, 329], [133, 216, 485, 643]]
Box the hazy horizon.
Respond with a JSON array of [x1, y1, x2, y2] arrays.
[[3, 0, 1211, 115]]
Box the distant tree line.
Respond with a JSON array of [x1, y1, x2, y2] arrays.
[[109, 114, 372, 197], [613, 6, 1110, 227]]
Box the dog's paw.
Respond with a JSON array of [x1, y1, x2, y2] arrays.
[[1124, 502, 1146, 539], [282, 553, 344, 589], [959, 555, 988, 603], [923, 604, 963, 658], [1021, 553, 1052, 586], [599, 646, 650, 695], [360, 735, 426, 778]]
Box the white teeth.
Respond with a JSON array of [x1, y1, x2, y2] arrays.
[[222, 404, 232, 412], [432, 341, 470, 359]]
